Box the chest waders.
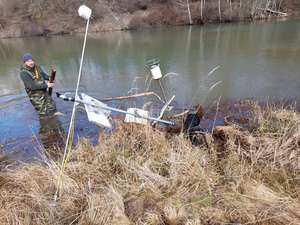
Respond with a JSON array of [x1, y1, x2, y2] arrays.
[[22, 68, 57, 117]]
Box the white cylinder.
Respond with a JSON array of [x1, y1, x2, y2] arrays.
[[150, 65, 163, 80], [78, 5, 92, 20]]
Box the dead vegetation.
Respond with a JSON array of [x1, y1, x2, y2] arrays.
[[0, 102, 299, 224], [0, 0, 299, 38]]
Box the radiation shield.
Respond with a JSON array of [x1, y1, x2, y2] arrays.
[[150, 65, 163, 80], [78, 5, 92, 20], [146, 58, 163, 80]]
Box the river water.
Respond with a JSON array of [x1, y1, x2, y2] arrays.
[[0, 19, 300, 159]]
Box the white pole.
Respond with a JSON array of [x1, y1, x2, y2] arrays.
[[55, 5, 91, 201], [60, 17, 90, 169]]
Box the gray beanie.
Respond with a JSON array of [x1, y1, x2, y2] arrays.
[[22, 53, 33, 62]]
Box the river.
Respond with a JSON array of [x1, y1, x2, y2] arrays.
[[0, 19, 300, 159]]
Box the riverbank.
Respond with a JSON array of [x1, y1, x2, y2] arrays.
[[0, 101, 299, 224], [0, 0, 299, 38]]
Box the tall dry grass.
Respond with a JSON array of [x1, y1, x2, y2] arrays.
[[0, 103, 299, 225]]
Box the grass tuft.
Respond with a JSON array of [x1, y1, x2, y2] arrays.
[[0, 104, 300, 224]]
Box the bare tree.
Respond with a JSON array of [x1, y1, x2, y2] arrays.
[[200, 0, 203, 21], [174, 0, 193, 25], [186, 0, 192, 24], [218, 0, 221, 22], [228, 0, 232, 20]]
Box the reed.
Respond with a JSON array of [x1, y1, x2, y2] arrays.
[[0, 103, 299, 224]]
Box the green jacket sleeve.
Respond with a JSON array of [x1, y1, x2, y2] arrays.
[[20, 71, 48, 90]]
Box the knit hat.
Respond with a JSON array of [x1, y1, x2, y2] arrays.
[[22, 53, 33, 62]]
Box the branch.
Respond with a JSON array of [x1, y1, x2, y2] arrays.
[[256, 7, 288, 16]]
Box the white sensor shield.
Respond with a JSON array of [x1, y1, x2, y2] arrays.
[[78, 5, 92, 20]]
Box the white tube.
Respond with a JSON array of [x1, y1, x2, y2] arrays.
[[55, 7, 92, 202]]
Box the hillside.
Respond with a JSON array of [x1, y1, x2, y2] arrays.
[[0, 0, 299, 38]]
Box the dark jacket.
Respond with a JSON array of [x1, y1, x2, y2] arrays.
[[20, 65, 49, 92], [20, 64, 56, 117]]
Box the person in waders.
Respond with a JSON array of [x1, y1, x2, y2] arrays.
[[20, 53, 65, 154], [20, 53, 57, 117]]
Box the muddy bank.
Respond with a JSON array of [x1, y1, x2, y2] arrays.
[[0, 0, 299, 38]]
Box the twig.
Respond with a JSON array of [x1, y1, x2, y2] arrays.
[[171, 110, 190, 118], [212, 96, 222, 134], [162, 72, 179, 80], [256, 7, 288, 16], [99, 91, 164, 103]]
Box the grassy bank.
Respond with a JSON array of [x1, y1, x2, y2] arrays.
[[0, 102, 299, 225]]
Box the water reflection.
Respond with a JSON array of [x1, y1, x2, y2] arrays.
[[1, 20, 300, 103], [39, 115, 65, 159]]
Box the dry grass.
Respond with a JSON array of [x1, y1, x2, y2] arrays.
[[0, 103, 300, 225]]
